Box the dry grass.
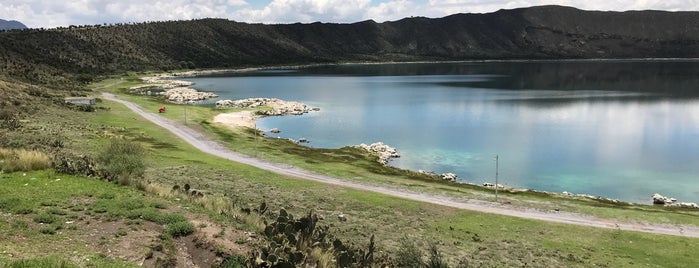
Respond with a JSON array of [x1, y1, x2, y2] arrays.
[[0, 148, 51, 172], [310, 247, 335, 268], [142, 182, 266, 232]]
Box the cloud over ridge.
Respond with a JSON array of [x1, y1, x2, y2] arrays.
[[1, 0, 698, 28]]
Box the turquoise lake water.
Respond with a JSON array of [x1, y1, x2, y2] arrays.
[[184, 61, 699, 204]]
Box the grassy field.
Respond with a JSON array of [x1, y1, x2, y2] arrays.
[[0, 170, 167, 267], [1, 75, 698, 267]]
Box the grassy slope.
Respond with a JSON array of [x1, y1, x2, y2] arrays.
[[0, 171, 148, 267], [80, 75, 699, 266]]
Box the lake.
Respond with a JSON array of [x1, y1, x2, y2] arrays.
[[184, 61, 699, 204]]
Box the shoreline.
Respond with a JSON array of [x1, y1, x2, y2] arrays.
[[212, 110, 256, 129]]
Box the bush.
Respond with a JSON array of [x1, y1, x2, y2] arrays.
[[52, 152, 97, 177], [33, 213, 59, 224], [165, 221, 195, 237], [395, 236, 424, 268], [219, 255, 246, 268], [0, 148, 51, 172], [427, 243, 449, 268], [97, 139, 145, 184]]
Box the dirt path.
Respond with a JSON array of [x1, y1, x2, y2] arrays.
[[102, 92, 699, 238]]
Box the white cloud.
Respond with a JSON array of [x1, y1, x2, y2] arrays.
[[233, 0, 372, 23], [0, 0, 698, 28]]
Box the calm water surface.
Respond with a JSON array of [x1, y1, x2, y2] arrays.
[[185, 61, 699, 204]]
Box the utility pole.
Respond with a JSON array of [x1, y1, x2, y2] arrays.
[[254, 121, 257, 157], [495, 154, 499, 202]]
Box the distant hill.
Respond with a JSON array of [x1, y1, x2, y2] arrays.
[[0, 19, 27, 30], [2, 5, 699, 86]]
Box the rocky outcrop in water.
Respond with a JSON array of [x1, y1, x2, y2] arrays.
[[162, 88, 218, 103], [129, 75, 218, 103], [215, 98, 314, 116], [652, 193, 698, 208], [356, 142, 400, 165], [441, 173, 458, 182]]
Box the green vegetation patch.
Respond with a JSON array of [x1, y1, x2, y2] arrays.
[[0, 171, 189, 266]]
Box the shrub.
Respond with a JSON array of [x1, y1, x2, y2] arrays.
[[0, 111, 22, 131], [220, 255, 246, 268], [97, 139, 145, 184], [395, 236, 424, 268], [0, 148, 51, 172], [427, 243, 449, 268], [33, 213, 59, 224], [52, 152, 97, 177], [165, 221, 195, 237]]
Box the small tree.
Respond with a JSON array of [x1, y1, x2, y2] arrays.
[[97, 139, 145, 185]]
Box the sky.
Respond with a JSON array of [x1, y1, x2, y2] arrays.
[[1, 0, 698, 29]]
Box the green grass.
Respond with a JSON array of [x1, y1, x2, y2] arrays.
[[430, 210, 699, 267], [164, 221, 195, 237], [0, 170, 184, 266]]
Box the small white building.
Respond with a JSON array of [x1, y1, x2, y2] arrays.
[[64, 97, 96, 105]]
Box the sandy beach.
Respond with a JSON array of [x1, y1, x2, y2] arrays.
[[212, 111, 256, 129]]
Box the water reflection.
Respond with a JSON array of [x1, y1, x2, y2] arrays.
[[187, 61, 699, 203]]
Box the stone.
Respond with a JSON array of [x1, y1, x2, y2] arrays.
[[270, 128, 280, 133], [338, 214, 347, 222], [441, 173, 458, 182], [652, 193, 674, 205], [355, 142, 400, 165], [215, 98, 313, 116]]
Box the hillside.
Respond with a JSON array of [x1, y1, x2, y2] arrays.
[[2, 5, 699, 86], [0, 19, 27, 30]]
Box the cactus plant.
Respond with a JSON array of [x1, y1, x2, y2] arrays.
[[249, 203, 386, 267]]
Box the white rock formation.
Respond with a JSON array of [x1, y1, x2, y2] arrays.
[[215, 98, 312, 115], [441, 173, 458, 182], [163, 88, 218, 104], [130, 74, 217, 103], [652, 193, 697, 208], [356, 142, 400, 165]]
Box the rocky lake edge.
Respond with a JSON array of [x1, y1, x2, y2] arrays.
[[128, 67, 698, 208]]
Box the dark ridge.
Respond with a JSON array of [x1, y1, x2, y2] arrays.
[[2, 5, 699, 86]]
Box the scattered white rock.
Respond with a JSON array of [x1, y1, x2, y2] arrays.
[[652, 193, 674, 205], [483, 182, 504, 189], [162, 88, 217, 104], [418, 170, 437, 176], [215, 98, 312, 115], [130, 75, 218, 103], [338, 214, 348, 222], [355, 142, 400, 165], [270, 128, 280, 133], [441, 173, 458, 182], [652, 193, 698, 208]]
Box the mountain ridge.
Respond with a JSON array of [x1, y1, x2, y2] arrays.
[[2, 5, 699, 86], [0, 19, 27, 30]]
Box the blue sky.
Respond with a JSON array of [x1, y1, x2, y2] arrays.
[[1, 0, 697, 28]]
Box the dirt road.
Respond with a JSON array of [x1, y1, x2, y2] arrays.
[[102, 92, 699, 238]]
